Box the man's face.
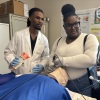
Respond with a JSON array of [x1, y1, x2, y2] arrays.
[[29, 11, 44, 30], [64, 16, 80, 39]]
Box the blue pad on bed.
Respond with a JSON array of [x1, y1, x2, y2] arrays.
[[0, 72, 15, 86], [0, 74, 71, 100]]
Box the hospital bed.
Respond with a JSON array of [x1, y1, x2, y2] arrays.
[[0, 73, 96, 100]]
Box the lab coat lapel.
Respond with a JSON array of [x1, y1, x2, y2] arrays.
[[24, 28, 31, 50], [32, 31, 44, 61]]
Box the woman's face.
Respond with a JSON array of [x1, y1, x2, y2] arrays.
[[63, 15, 80, 39]]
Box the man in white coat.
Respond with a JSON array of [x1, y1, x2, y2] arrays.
[[4, 8, 49, 74]]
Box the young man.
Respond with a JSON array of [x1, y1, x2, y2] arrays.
[[4, 8, 49, 74]]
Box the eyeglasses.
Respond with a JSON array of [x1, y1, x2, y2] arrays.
[[64, 21, 80, 29]]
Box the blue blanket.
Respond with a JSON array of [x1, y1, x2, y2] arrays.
[[0, 74, 71, 100]]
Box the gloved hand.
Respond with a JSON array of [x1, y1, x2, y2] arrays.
[[32, 64, 44, 74], [53, 55, 62, 66], [10, 57, 20, 66]]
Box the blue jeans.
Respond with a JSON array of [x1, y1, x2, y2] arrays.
[[66, 73, 92, 97]]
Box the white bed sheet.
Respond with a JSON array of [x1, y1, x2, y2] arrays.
[[66, 88, 96, 100]]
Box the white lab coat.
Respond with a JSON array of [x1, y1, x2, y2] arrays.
[[4, 27, 49, 74]]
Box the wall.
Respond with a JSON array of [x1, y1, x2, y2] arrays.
[[35, 0, 100, 50], [0, 0, 35, 9], [0, 0, 100, 50]]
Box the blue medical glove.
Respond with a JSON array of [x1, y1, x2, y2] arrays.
[[10, 57, 20, 66], [32, 64, 44, 74]]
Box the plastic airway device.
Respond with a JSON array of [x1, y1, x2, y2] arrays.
[[13, 52, 30, 69], [21, 52, 30, 60]]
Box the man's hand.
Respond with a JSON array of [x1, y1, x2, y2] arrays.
[[32, 64, 44, 74], [10, 57, 20, 66]]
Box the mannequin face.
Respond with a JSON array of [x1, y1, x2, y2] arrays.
[[64, 15, 81, 39], [29, 11, 44, 30]]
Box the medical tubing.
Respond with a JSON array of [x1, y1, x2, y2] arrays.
[[0, 72, 41, 100], [54, 54, 86, 100]]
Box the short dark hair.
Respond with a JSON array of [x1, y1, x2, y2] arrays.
[[61, 4, 77, 22], [27, 8, 44, 27], [29, 8, 44, 17]]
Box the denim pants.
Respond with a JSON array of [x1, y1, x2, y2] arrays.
[[66, 73, 92, 97]]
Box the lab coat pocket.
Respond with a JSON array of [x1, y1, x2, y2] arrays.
[[33, 45, 45, 61], [35, 45, 44, 54]]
